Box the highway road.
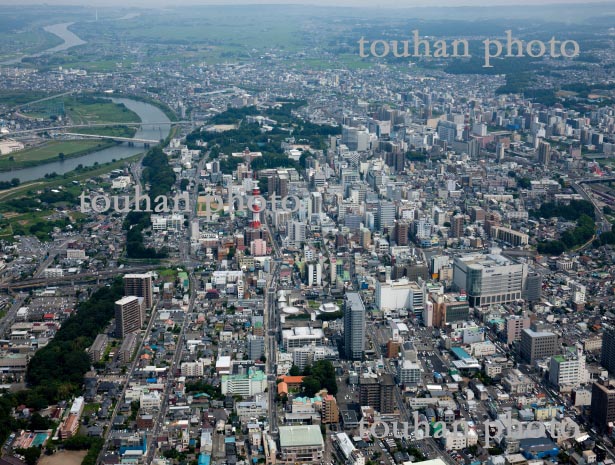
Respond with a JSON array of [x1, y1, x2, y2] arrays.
[[97, 295, 161, 465], [145, 275, 195, 463], [264, 209, 282, 436]]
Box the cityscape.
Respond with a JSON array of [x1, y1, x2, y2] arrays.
[[2, 3, 615, 465]]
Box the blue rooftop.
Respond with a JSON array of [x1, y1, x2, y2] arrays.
[[451, 347, 472, 360]]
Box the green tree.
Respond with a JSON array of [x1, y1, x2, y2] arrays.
[[289, 365, 301, 376], [15, 447, 41, 465]]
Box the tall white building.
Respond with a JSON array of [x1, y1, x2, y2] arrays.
[[308, 262, 322, 287], [548, 349, 588, 391], [571, 282, 586, 306], [287, 220, 306, 248]]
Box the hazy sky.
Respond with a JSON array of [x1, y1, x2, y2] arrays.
[[1, 0, 607, 6]]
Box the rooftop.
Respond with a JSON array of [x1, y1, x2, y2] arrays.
[[279, 425, 324, 448]]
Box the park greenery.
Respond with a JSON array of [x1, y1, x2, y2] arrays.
[[537, 214, 596, 255], [124, 211, 168, 259], [530, 199, 595, 221], [24, 278, 125, 406], [287, 360, 337, 397], [186, 101, 340, 175], [141, 146, 177, 200]]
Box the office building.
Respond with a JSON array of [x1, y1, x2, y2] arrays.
[[344, 293, 366, 361], [115, 296, 145, 338], [124, 273, 153, 309], [376, 201, 396, 232], [394, 221, 409, 246], [591, 379, 615, 431], [307, 262, 322, 287], [505, 314, 531, 345], [520, 328, 558, 364], [538, 140, 551, 167], [286, 220, 306, 248], [247, 335, 265, 361], [451, 214, 464, 238], [431, 293, 470, 328], [548, 349, 588, 391], [601, 326, 615, 375]]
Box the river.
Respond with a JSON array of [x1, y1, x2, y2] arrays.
[[0, 99, 172, 183], [1, 22, 86, 66]]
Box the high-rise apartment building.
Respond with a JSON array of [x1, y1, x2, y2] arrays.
[[124, 273, 153, 309], [344, 293, 365, 361], [115, 296, 145, 338]]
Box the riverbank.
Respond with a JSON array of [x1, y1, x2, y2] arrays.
[[102, 92, 178, 122], [0, 140, 118, 173], [0, 97, 171, 183]]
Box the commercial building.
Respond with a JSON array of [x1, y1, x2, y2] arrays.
[[453, 252, 527, 307], [548, 349, 588, 391], [332, 432, 365, 465], [278, 425, 324, 464], [375, 278, 424, 313], [344, 293, 366, 360], [431, 293, 470, 328], [281, 327, 325, 351]]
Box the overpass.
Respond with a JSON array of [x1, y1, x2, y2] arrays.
[[2, 120, 193, 137], [576, 176, 615, 184], [0, 265, 155, 292], [63, 132, 158, 144]]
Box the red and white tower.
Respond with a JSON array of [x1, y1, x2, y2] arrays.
[[250, 185, 262, 229]]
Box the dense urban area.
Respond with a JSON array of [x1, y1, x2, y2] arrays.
[[3, 4, 615, 465]]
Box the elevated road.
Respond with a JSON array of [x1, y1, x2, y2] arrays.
[[2, 121, 192, 137], [63, 132, 158, 144], [0, 265, 155, 292]]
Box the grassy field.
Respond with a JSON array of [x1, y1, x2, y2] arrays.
[[21, 96, 141, 126], [70, 125, 137, 138], [62, 97, 140, 125], [0, 153, 143, 203], [0, 153, 142, 241], [0, 140, 113, 171]]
